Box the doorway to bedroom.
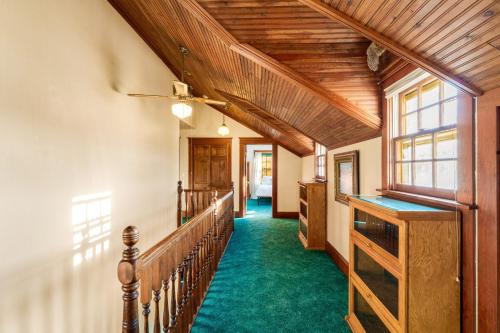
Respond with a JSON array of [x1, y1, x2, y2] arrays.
[[239, 138, 277, 218]]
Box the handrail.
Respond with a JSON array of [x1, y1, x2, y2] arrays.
[[118, 189, 234, 333]]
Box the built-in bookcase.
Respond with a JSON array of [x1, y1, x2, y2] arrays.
[[346, 195, 460, 333], [297, 181, 326, 250]]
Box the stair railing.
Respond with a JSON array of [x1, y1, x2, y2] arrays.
[[177, 181, 233, 227], [118, 189, 234, 333]]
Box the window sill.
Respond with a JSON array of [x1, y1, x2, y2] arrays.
[[379, 189, 476, 210]]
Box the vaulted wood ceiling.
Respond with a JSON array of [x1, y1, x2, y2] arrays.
[[109, 0, 499, 156]]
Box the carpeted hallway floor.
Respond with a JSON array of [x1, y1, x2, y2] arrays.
[[191, 199, 350, 333]]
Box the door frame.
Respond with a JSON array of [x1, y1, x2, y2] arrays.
[[188, 137, 232, 189], [239, 138, 277, 218]]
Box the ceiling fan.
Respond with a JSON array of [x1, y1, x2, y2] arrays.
[[127, 47, 226, 119]]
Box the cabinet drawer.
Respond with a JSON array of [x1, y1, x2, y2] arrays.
[[354, 209, 399, 258], [353, 244, 399, 320]]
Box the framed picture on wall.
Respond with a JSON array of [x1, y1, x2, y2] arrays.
[[334, 150, 359, 205]]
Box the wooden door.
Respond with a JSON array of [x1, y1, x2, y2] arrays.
[[189, 138, 232, 190]]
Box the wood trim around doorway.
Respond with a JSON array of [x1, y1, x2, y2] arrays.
[[239, 137, 277, 218]]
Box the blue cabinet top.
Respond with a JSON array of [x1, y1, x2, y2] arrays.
[[349, 195, 456, 220]]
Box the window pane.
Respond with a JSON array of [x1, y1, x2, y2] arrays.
[[404, 91, 418, 114], [396, 139, 412, 161], [403, 112, 418, 135], [415, 135, 433, 160], [396, 162, 412, 185], [436, 129, 457, 159], [443, 99, 458, 126], [436, 160, 457, 190], [420, 105, 439, 130], [422, 81, 440, 107], [414, 162, 432, 187], [444, 82, 458, 99]]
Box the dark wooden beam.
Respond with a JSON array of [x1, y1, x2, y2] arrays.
[[298, 0, 483, 96], [216, 89, 316, 150], [230, 43, 381, 129]]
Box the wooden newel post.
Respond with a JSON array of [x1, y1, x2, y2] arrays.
[[118, 226, 140, 333], [177, 180, 183, 227]]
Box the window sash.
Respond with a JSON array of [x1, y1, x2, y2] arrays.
[[391, 78, 458, 198]]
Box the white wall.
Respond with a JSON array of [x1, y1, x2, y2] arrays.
[[277, 146, 302, 212], [300, 138, 381, 260], [327, 137, 381, 260], [180, 106, 302, 212], [301, 154, 316, 181], [179, 104, 260, 210], [0, 1, 180, 332]]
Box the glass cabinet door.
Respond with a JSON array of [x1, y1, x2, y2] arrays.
[[354, 244, 399, 319], [353, 286, 391, 333], [299, 220, 307, 239], [354, 209, 399, 258]]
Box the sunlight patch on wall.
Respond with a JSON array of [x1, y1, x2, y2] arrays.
[[72, 191, 112, 267]]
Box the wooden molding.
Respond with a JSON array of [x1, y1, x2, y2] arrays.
[[230, 43, 381, 129], [177, 0, 238, 46], [238, 138, 277, 218], [274, 212, 299, 219], [216, 90, 314, 156], [298, 0, 483, 97], [325, 241, 348, 276]]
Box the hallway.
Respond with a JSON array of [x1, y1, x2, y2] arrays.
[[191, 200, 349, 332]]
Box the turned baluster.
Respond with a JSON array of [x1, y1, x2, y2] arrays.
[[190, 192, 195, 219], [169, 270, 177, 331], [153, 289, 161, 333], [177, 181, 183, 227], [142, 303, 151, 333], [118, 226, 140, 333], [162, 279, 169, 333], [176, 262, 184, 331]]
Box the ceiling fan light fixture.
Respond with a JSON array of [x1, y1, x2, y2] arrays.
[[218, 115, 230, 136], [171, 101, 192, 119]]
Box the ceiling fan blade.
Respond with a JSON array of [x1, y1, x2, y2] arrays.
[[191, 97, 227, 106], [127, 93, 172, 98]]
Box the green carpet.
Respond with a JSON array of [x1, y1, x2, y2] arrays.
[[191, 199, 350, 333]]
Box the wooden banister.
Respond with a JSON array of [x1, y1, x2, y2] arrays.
[[119, 190, 234, 333], [177, 182, 233, 227]]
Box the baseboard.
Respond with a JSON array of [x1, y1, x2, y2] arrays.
[[325, 241, 348, 276], [273, 211, 299, 219]]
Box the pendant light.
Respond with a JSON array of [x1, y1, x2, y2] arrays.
[[218, 115, 230, 136]]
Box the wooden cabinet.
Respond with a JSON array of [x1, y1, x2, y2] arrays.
[[346, 195, 460, 333], [298, 181, 326, 250], [189, 138, 232, 190]]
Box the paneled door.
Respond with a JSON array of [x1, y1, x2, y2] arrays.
[[189, 138, 232, 190]]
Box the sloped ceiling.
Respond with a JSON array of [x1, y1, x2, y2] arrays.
[[108, 0, 384, 155], [109, 0, 499, 156]]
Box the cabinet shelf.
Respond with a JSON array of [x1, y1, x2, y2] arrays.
[[347, 195, 460, 333], [297, 181, 325, 250]]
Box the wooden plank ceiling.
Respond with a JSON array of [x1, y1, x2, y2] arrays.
[[109, 0, 499, 156], [109, 0, 384, 155], [305, 0, 500, 92]]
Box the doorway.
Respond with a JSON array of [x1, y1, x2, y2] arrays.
[[239, 138, 277, 218]]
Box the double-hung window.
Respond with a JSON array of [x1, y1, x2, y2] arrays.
[[391, 78, 458, 198], [315, 143, 327, 181]]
